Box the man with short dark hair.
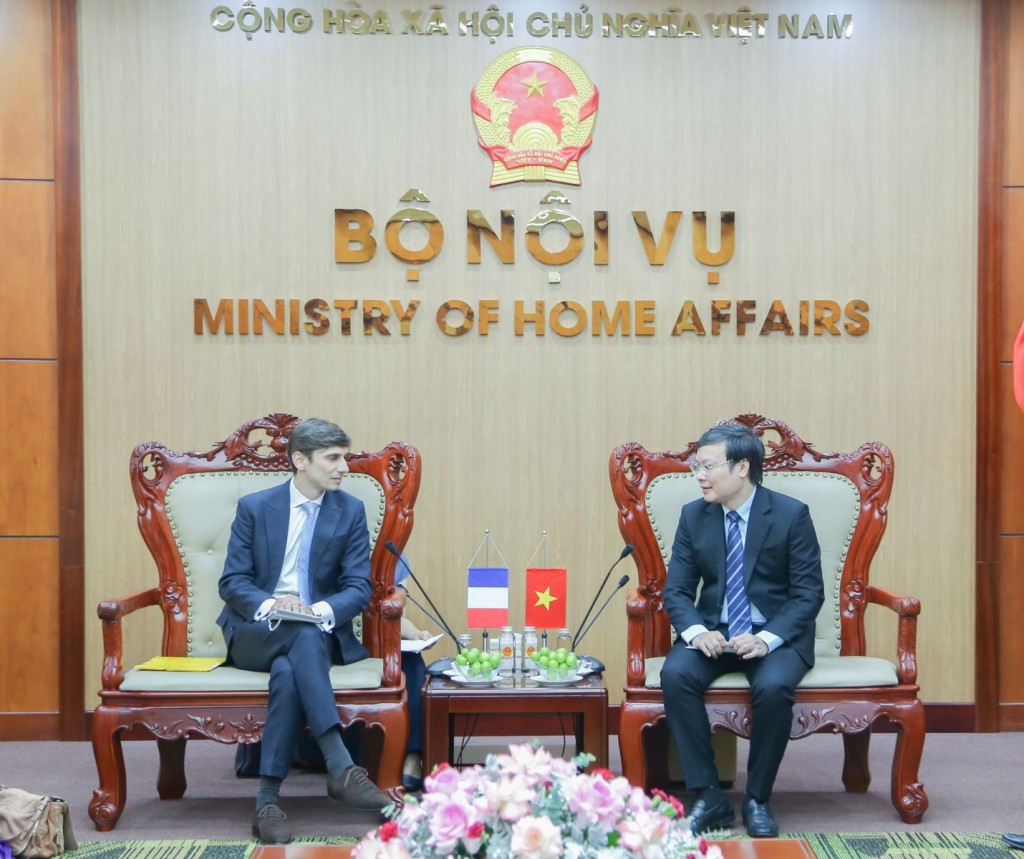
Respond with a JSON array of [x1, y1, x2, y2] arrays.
[[662, 422, 824, 838], [217, 418, 389, 843]]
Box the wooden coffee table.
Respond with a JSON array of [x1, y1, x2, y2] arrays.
[[254, 839, 818, 859], [422, 671, 608, 773]]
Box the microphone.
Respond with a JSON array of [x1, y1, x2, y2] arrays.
[[574, 574, 630, 653], [571, 544, 633, 650], [384, 541, 461, 652], [402, 590, 445, 633]]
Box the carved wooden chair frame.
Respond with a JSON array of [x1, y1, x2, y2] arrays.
[[609, 414, 927, 823], [89, 413, 420, 830]]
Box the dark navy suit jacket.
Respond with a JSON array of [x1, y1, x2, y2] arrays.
[[663, 485, 824, 666], [216, 481, 372, 664]]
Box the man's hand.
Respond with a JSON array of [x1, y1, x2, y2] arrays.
[[729, 633, 768, 660], [692, 629, 730, 657], [271, 596, 313, 615]]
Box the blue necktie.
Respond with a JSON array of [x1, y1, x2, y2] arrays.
[[297, 501, 318, 605], [726, 510, 752, 639]]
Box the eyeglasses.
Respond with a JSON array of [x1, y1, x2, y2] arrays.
[[689, 459, 733, 477]]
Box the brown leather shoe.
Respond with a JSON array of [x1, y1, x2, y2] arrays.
[[327, 766, 390, 812], [251, 803, 293, 844]]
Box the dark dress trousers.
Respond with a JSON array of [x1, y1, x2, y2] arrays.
[[661, 485, 824, 801], [217, 481, 372, 778]]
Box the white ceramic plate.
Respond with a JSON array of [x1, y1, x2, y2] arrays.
[[451, 674, 499, 687], [534, 674, 583, 687]]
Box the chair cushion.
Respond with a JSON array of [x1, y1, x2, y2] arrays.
[[119, 658, 384, 692], [643, 654, 899, 689]]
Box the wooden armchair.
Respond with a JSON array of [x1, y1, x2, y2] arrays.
[[89, 414, 420, 830], [609, 415, 928, 823]]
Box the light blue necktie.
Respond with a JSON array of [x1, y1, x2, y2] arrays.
[[296, 501, 318, 605], [725, 510, 752, 639]]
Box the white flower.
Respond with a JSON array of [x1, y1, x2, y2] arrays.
[[509, 814, 563, 859], [482, 773, 536, 822], [496, 743, 556, 780]]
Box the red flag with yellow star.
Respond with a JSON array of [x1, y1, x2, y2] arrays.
[[525, 567, 567, 629]]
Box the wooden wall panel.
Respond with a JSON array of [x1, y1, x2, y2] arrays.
[[0, 362, 58, 534], [0, 539, 60, 711], [0, 0, 53, 179], [1006, 0, 1024, 184], [0, 182, 57, 359]]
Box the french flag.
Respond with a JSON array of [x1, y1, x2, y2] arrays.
[[467, 566, 509, 628]]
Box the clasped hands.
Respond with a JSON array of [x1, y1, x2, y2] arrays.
[[692, 629, 767, 660], [270, 595, 317, 616]]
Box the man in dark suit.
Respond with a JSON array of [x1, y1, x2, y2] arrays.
[[217, 418, 390, 844], [662, 422, 824, 838]]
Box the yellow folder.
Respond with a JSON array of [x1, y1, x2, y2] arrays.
[[134, 656, 224, 672]]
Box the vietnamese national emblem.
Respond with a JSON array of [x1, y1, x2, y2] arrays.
[[471, 48, 599, 187]]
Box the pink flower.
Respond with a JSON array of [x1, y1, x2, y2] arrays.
[[379, 821, 398, 841], [618, 808, 673, 858], [562, 773, 626, 830], [423, 794, 478, 855], [425, 762, 467, 796], [509, 814, 563, 859]]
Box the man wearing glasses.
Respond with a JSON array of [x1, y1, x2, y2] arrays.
[[661, 422, 824, 838]]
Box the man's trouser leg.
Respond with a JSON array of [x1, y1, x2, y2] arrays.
[[229, 621, 340, 778]]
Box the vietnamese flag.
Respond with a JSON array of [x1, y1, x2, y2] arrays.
[[525, 567, 567, 629]]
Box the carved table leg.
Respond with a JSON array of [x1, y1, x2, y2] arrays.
[[890, 701, 928, 823], [841, 730, 871, 793], [89, 707, 127, 831], [156, 737, 188, 799]]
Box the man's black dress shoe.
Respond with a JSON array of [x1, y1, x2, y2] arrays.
[[742, 797, 779, 838], [1004, 833, 1024, 850], [687, 795, 736, 834]]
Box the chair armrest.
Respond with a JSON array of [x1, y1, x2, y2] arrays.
[[97, 587, 163, 690], [379, 588, 406, 687], [865, 584, 920, 685], [625, 587, 649, 687]]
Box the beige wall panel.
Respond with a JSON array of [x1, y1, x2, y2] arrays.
[[998, 536, 1024, 701], [0, 182, 57, 359], [0, 0, 54, 179], [1006, 0, 1024, 185], [79, 0, 980, 704], [0, 539, 60, 711], [0, 362, 58, 534]]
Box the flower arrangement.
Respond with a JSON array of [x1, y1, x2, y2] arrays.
[[353, 742, 724, 859]]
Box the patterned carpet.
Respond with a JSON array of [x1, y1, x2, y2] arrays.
[[61, 833, 1023, 859], [803, 832, 1018, 858], [65, 839, 356, 859]]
